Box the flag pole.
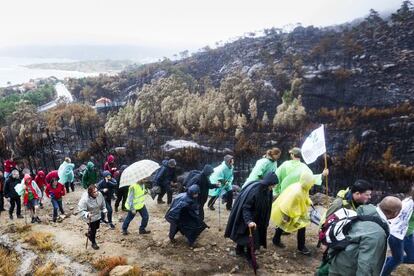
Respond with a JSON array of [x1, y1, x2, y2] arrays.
[[323, 123, 329, 204]]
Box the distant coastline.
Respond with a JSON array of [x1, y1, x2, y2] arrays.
[[25, 59, 137, 73]]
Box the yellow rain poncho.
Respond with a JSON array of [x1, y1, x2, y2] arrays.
[[270, 171, 316, 233]]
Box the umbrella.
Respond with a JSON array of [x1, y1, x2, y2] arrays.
[[248, 227, 258, 275], [119, 160, 160, 188]]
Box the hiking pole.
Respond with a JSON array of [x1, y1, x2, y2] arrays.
[[85, 216, 91, 249], [24, 205, 27, 225]]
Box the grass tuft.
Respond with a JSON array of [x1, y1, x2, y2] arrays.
[[92, 256, 128, 276], [34, 262, 64, 276], [0, 246, 19, 276], [24, 232, 54, 251]]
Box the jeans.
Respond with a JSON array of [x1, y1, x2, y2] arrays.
[[158, 185, 172, 204], [9, 196, 21, 216], [101, 199, 113, 223], [381, 234, 414, 276], [65, 182, 75, 193], [115, 186, 128, 210], [273, 227, 306, 250], [208, 190, 233, 210], [88, 220, 100, 244], [122, 206, 149, 232], [51, 198, 65, 220], [0, 191, 4, 211]]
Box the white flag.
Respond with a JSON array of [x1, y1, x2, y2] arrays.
[[301, 125, 326, 164]]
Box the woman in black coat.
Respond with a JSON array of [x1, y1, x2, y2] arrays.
[[224, 172, 278, 264]]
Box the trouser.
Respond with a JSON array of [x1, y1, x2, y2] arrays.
[[0, 191, 5, 211], [101, 199, 113, 223], [9, 197, 21, 216], [65, 182, 75, 193], [273, 227, 306, 250], [51, 198, 65, 220], [208, 190, 233, 210], [381, 234, 414, 276], [122, 206, 149, 232], [158, 185, 172, 204], [169, 223, 179, 240], [115, 186, 128, 210], [236, 244, 254, 259], [88, 220, 100, 244]]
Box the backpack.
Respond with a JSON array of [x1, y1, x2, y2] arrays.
[[316, 208, 389, 276]]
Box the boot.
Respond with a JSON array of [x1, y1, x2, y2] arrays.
[[91, 243, 99, 250]]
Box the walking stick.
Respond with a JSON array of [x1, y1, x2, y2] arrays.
[[85, 216, 91, 249], [218, 190, 222, 232], [248, 227, 258, 275], [324, 153, 329, 206], [24, 205, 27, 225]]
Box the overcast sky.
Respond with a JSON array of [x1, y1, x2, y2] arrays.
[[0, 0, 403, 50]]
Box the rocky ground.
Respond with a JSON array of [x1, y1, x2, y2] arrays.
[[0, 185, 413, 275]]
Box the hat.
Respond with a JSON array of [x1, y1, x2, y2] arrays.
[[289, 147, 301, 156], [202, 165, 214, 176], [168, 159, 177, 167], [261, 172, 279, 186], [224, 155, 234, 164]]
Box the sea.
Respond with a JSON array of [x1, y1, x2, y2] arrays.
[[0, 56, 98, 87]]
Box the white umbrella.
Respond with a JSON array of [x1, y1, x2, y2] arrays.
[[119, 160, 160, 188]]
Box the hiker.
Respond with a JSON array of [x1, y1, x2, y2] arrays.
[[208, 155, 235, 211], [81, 161, 98, 189], [381, 186, 414, 276], [271, 171, 317, 256], [273, 147, 328, 196], [58, 157, 75, 193], [122, 177, 151, 235], [34, 170, 47, 209], [153, 159, 177, 205], [103, 154, 118, 177], [4, 169, 23, 219], [3, 154, 16, 180], [115, 165, 129, 212], [183, 165, 218, 220], [166, 185, 207, 246], [225, 172, 278, 267], [327, 197, 401, 276], [78, 185, 108, 250], [46, 170, 59, 185], [96, 171, 117, 229], [0, 170, 5, 212], [45, 178, 66, 222], [22, 174, 42, 223], [324, 179, 373, 219], [243, 148, 281, 188]]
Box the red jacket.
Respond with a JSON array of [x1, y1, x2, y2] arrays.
[[45, 182, 65, 200], [23, 175, 40, 205], [3, 160, 17, 173], [45, 170, 59, 184], [34, 171, 47, 189], [104, 155, 118, 177]]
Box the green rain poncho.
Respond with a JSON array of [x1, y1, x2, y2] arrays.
[[81, 161, 98, 189], [58, 161, 75, 185], [208, 161, 234, 197], [243, 157, 277, 188], [273, 159, 322, 196]]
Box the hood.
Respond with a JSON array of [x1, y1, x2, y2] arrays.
[[356, 204, 377, 216], [162, 160, 170, 167], [337, 188, 350, 199], [299, 171, 316, 192], [37, 170, 45, 178], [102, 170, 112, 178], [107, 155, 115, 163], [86, 161, 95, 169], [202, 165, 214, 176], [65, 163, 75, 172], [260, 172, 278, 186], [187, 184, 200, 197], [24, 174, 32, 184]]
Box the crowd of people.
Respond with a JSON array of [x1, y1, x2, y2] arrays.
[[1, 147, 413, 275]]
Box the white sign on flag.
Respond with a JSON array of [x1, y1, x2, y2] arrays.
[[301, 125, 326, 164]]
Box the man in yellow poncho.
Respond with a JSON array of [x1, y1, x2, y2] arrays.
[[273, 147, 328, 196], [270, 171, 316, 256]]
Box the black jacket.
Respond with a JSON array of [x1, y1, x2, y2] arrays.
[[97, 178, 117, 201], [4, 177, 21, 198], [154, 160, 176, 188], [224, 173, 277, 248], [184, 170, 216, 206]]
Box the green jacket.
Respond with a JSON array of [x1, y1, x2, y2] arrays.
[[81, 162, 98, 189], [329, 205, 388, 276], [273, 159, 322, 196], [208, 161, 234, 197], [243, 157, 276, 187]]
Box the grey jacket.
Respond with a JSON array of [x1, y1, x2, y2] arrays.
[[78, 191, 107, 223]]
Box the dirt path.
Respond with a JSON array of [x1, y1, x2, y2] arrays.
[[2, 186, 388, 275]]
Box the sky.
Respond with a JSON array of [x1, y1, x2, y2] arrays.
[[0, 0, 404, 51]]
